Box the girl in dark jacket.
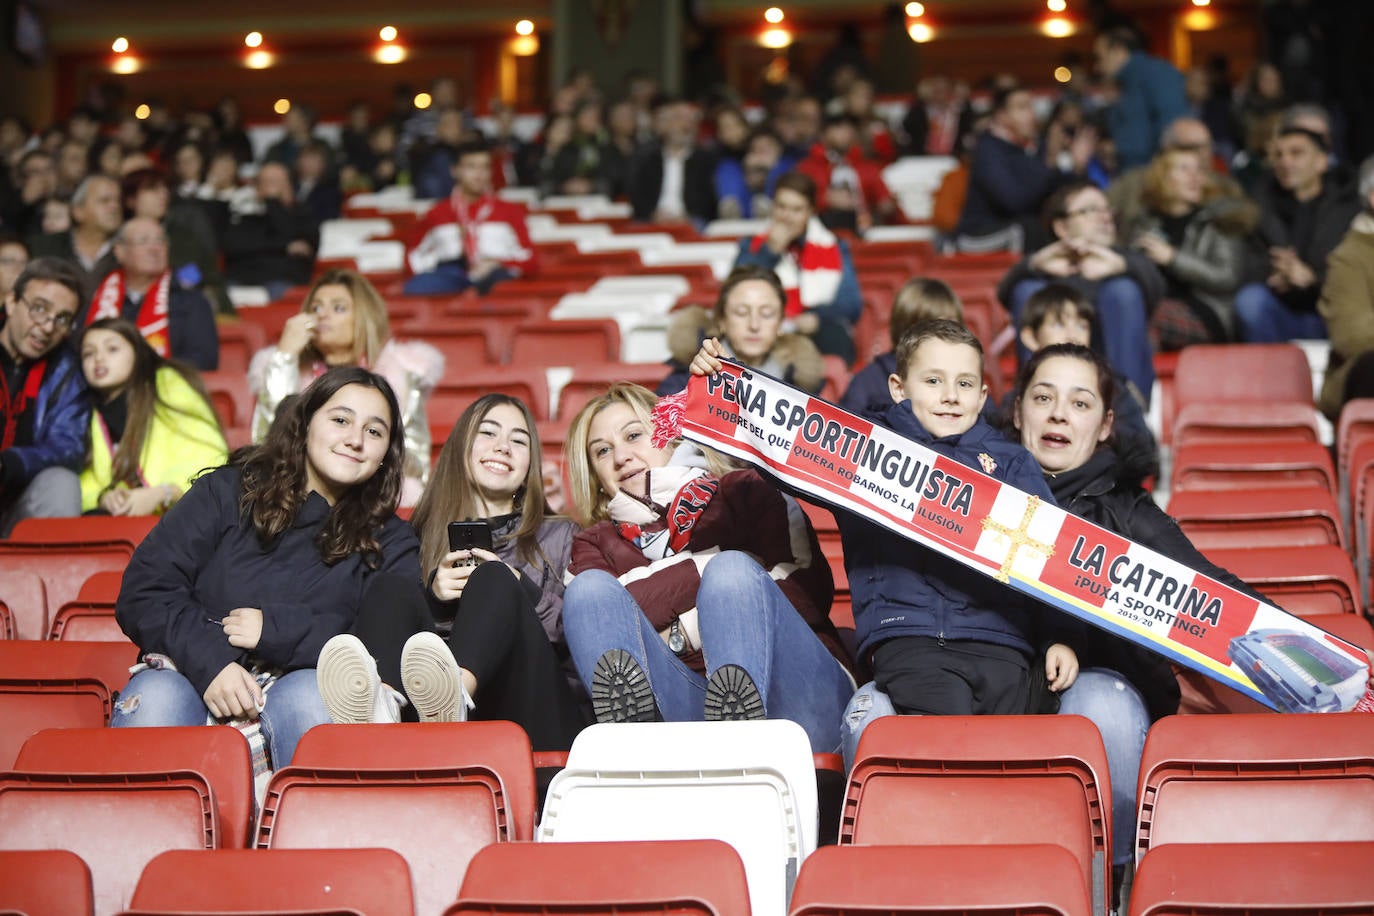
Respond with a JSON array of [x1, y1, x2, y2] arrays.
[[114, 367, 418, 768], [314, 395, 588, 752]]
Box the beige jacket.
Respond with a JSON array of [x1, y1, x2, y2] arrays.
[[1317, 212, 1374, 421]]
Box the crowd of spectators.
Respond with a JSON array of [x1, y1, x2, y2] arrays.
[[2, 15, 1374, 887]]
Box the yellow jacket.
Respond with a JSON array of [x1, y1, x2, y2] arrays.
[[81, 367, 229, 512]]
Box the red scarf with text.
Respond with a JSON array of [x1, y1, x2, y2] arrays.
[[88, 270, 171, 357]]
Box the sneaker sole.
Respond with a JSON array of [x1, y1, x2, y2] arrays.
[[402, 634, 466, 723], [317, 635, 377, 724], [590, 649, 659, 723], [704, 664, 765, 721]]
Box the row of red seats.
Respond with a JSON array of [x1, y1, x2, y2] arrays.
[[2, 714, 1371, 915], [7, 839, 1369, 916]]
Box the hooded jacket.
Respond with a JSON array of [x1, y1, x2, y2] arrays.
[[838, 403, 1082, 663]]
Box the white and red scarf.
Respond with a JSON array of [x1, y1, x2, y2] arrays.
[[610, 466, 720, 561], [88, 270, 171, 357], [748, 217, 843, 318]]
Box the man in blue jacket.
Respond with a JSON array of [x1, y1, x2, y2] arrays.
[[1095, 27, 1188, 170], [0, 257, 90, 536]]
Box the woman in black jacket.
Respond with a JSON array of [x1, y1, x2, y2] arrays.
[[113, 366, 419, 768], [1011, 342, 1258, 881]]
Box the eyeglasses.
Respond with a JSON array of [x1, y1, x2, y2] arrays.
[[20, 296, 76, 332]]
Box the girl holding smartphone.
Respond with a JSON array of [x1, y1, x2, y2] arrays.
[[317, 394, 589, 751]]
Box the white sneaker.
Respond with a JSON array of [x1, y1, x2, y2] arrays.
[[401, 631, 472, 723], [317, 634, 403, 724]]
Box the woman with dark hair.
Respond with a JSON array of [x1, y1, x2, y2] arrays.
[[314, 394, 589, 750], [734, 171, 863, 363], [78, 317, 226, 516], [248, 268, 442, 505], [113, 367, 419, 768], [657, 264, 823, 396]]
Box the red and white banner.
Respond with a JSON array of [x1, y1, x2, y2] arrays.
[[654, 362, 1373, 713]]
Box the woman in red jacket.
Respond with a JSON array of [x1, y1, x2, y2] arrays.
[[561, 382, 854, 753]]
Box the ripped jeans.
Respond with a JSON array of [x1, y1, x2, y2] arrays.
[[840, 667, 1150, 866], [111, 666, 330, 768]]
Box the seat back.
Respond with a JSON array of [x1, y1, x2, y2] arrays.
[[127, 848, 415, 916], [0, 541, 136, 624], [1173, 344, 1313, 411], [843, 715, 1109, 916], [0, 570, 46, 640], [1166, 486, 1344, 550], [258, 722, 534, 916], [17, 726, 254, 849], [447, 839, 750, 916], [0, 640, 138, 769], [1170, 441, 1336, 494], [49, 601, 126, 642], [1135, 714, 1374, 860], [1128, 841, 1374, 916], [0, 772, 216, 916], [539, 720, 818, 916], [508, 318, 621, 365], [790, 844, 1092, 916], [430, 368, 551, 423], [1205, 545, 1360, 616], [9, 516, 157, 550], [0, 848, 93, 916], [78, 570, 125, 603]]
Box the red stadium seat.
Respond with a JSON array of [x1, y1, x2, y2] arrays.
[[1170, 343, 1314, 436], [1135, 714, 1374, 859], [0, 570, 45, 641], [508, 318, 622, 365], [1166, 486, 1344, 550], [429, 368, 551, 423], [9, 515, 156, 551], [1128, 842, 1374, 916], [0, 727, 234, 916], [257, 722, 535, 916], [200, 370, 256, 428], [16, 725, 254, 848], [1170, 440, 1336, 493], [1172, 402, 1321, 447], [555, 362, 669, 421], [0, 542, 134, 633], [790, 844, 1092, 916], [416, 326, 499, 367], [0, 848, 93, 916], [842, 714, 1111, 916], [127, 848, 414, 916], [78, 570, 125, 603], [446, 839, 750, 916], [1204, 544, 1360, 616], [1337, 398, 1374, 493], [48, 601, 124, 642], [214, 321, 268, 376], [0, 640, 137, 769]]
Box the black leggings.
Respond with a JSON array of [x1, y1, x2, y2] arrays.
[[353, 565, 589, 752]]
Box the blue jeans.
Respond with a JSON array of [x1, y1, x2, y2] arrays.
[[402, 263, 514, 296], [1234, 282, 1327, 342], [1011, 277, 1154, 407], [111, 667, 330, 768], [840, 667, 1149, 866], [1057, 668, 1150, 866], [562, 551, 855, 753]]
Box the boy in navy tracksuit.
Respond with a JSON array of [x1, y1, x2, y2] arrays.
[[840, 319, 1082, 736]]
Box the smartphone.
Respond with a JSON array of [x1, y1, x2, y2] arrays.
[[448, 520, 494, 553]]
